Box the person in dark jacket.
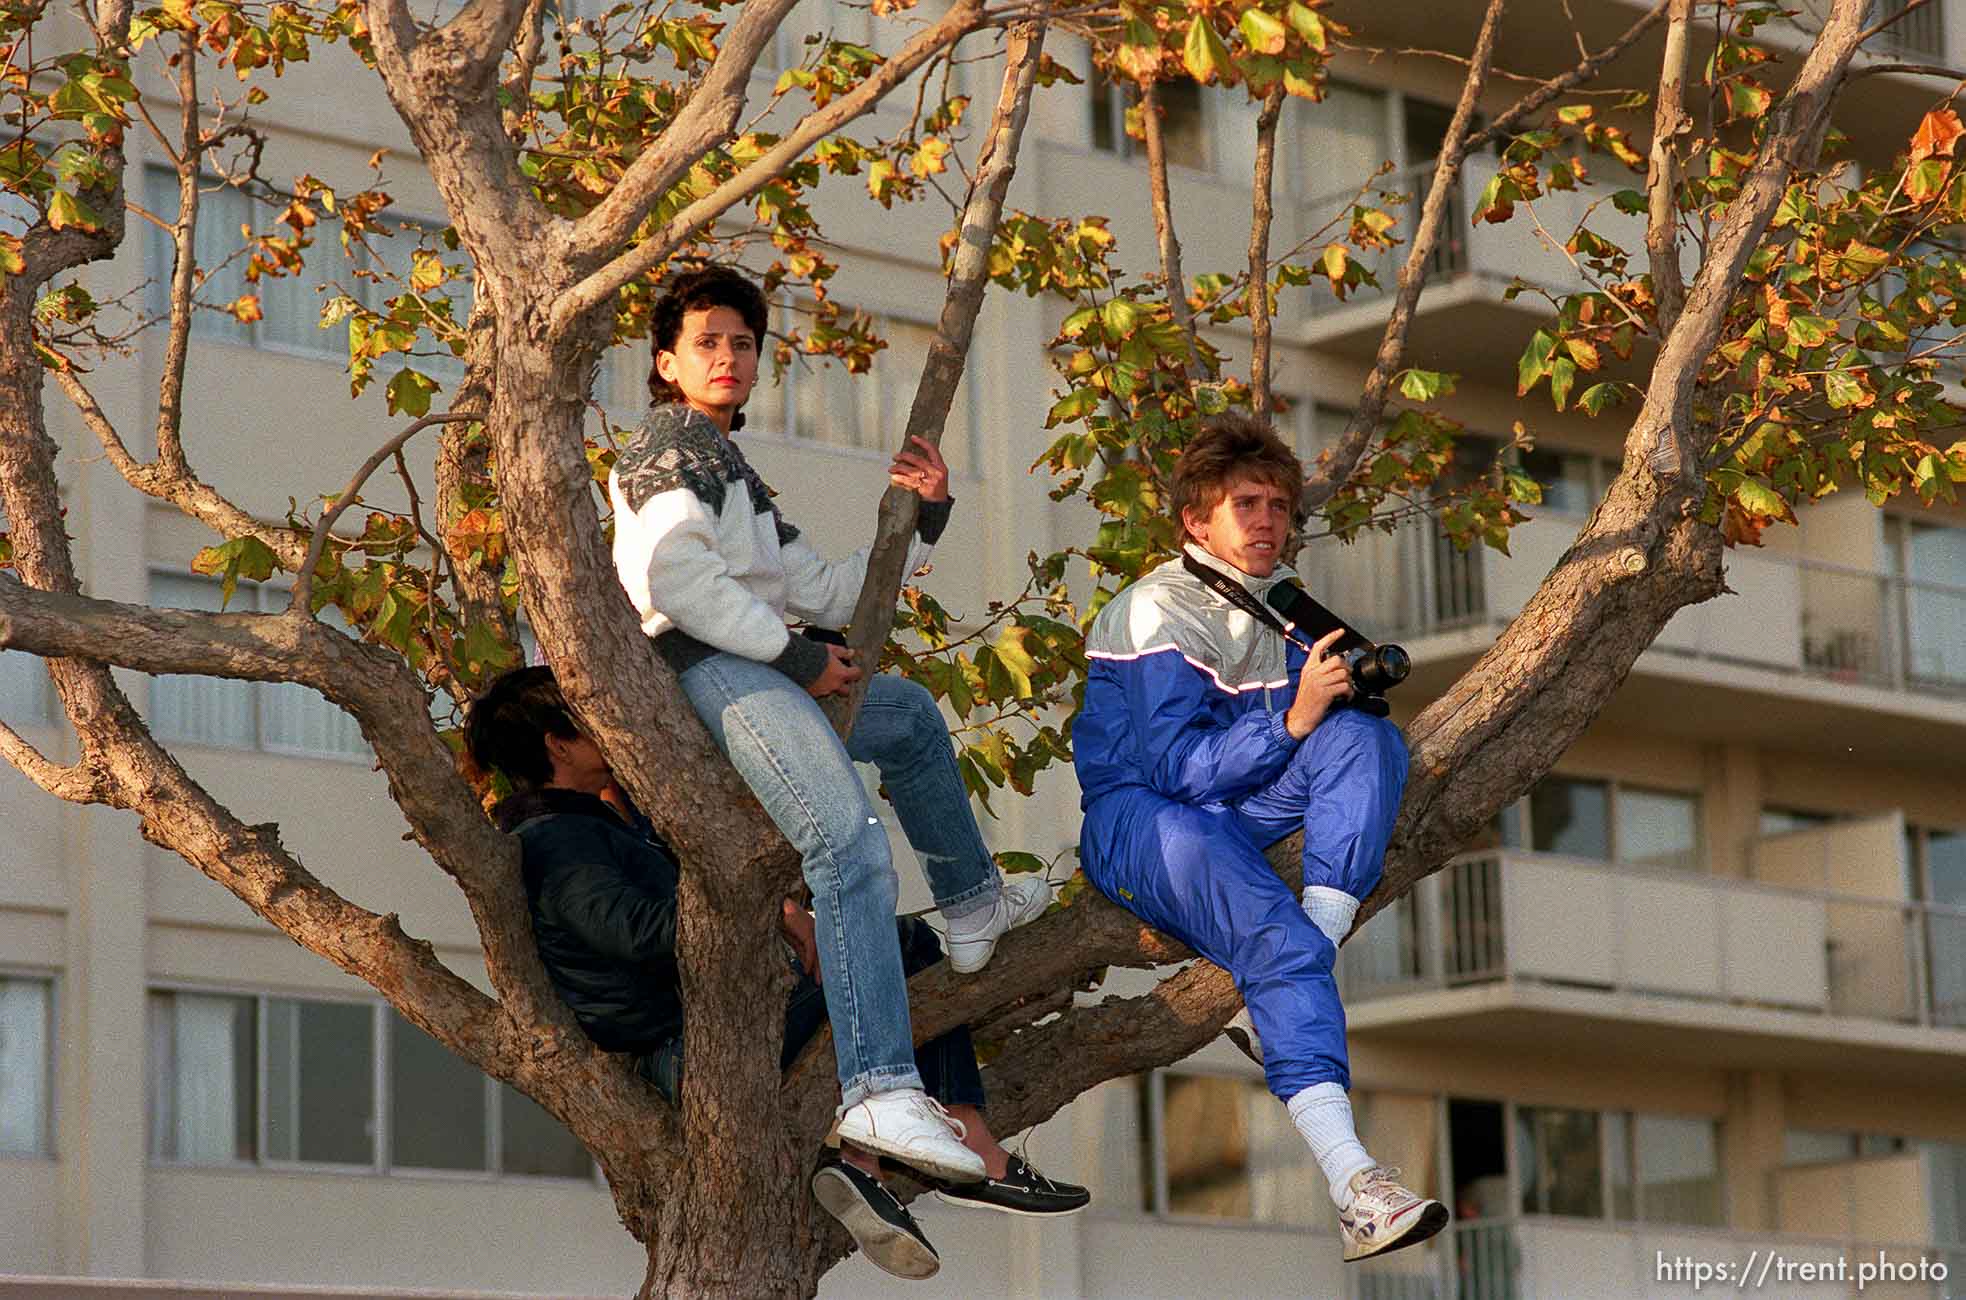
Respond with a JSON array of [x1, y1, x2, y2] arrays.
[[465, 667, 1087, 1281]]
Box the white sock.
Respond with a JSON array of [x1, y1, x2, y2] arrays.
[[1288, 1083, 1375, 1210], [1302, 887, 1359, 948]]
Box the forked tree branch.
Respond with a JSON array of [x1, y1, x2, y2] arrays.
[[54, 369, 313, 569], [551, 0, 993, 333], [292, 412, 480, 614], [826, 21, 1048, 735], [560, 0, 806, 267]]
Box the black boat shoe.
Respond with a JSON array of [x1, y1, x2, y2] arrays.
[[812, 1155, 941, 1280], [933, 1154, 1092, 1217]]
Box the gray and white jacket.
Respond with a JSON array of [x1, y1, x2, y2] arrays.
[[607, 404, 950, 685]]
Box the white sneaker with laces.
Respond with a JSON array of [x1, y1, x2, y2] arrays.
[[836, 1088, 986, 1183], [946, 875, 1052, 974], [1339, 1165, 1449, 1262]]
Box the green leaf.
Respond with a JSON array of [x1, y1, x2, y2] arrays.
[[1182, 14, 1233, 83], [1577, 382, 1627, 416], [45, 190, 102, 233], [1785, 315, 1835, 349], [1823, 368, 1865, 410], [1045, 388, 1099, 427], [1397, 369, 1455, 402], [1238, 7, 1287, 55], [1285, 3, 1326, 50], [994, 851, 1049, 876], [191, 535, 280, 608], [1516, 329, 1557, 396], [1733, 478, 1794, 523], [1100, 297, 1140, 337], [384, 367, 439, 418], [1548, 356, 1577, 411]]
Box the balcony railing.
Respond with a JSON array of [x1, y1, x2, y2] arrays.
[[1342, 850, 1966, 1032], [1301, 161, 1652, 317], [1301, 515, 1966, 697], [1870, 0, 1946, 58], [1347, 1217, 1965, 1299]]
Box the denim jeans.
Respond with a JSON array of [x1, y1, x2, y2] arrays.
[[677, 653, 999, 1107], [636, 917, 988, 1112]]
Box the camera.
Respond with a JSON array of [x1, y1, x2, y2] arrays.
[[1264, 582, 1410, 717]]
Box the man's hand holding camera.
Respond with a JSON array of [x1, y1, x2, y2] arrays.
[[1285, 628, 1352, 740]]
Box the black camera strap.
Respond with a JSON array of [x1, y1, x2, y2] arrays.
[[1180, 553, 1313, 652]]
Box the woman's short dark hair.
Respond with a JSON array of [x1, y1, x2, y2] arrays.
[[1169, 413, 1305, 539], [463, 666, 582, 791], [647, 266, 770, 425]]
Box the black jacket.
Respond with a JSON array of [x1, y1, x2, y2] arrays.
[[494, 787, 682, 1054]]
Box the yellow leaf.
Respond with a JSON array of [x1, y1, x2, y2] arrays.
[[1910, 107, 1965, 164]]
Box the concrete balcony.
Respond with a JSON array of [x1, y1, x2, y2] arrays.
[[1300, 512, 1966, 766], [1341, 845, 1966, 1085], [1291, 161, 1655, 377], [1345, 1216, 1966, 1300]]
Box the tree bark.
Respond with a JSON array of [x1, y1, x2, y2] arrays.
[[1248, 85, 1285, 422]]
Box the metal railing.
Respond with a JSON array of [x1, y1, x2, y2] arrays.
[[1342, 851, 1966, 1032], [1302, 161, 1472, 303], [1322, 518, 1966, 699], [1870, 0, 1946, 57]]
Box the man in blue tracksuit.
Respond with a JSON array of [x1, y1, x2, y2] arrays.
[[1075, 414, 1446, 1262]]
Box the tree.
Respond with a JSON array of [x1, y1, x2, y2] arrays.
[[2, 0, 1962, 1293]]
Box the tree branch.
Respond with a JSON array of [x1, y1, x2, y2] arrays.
[[560, 0, 805, 268], [825, 20, 1047, 735], [292, 412, 480, 614], [1646, 0, 1693, 348], [1460, 0, 1671, 155], [498, 0, 549, 141], [1300, 0, 1506, 514], [155, 31, 201, 478], [53, 369, 313, 569], [1140, 78, 1202, 372], [1248, 85, 1285, 421], [0, 718, 109, 802], [550, 0, 992, 334]]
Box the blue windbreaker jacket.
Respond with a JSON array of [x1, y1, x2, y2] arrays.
[[1076, 544, 1311, 863]]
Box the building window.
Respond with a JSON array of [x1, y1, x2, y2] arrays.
[[142, 167, 469, 375], [1517, 1104, 1603, 1218], [1889, 518, 1966, 687], [1295, 80, 1393, 212], [1500, 776, 1701, 870], [780, 310, 977, 478], [1909, 823, 1966, 1028], [0, 976, 54, 1158], [147, 989, 594, 1180], [147, 573, 369, 760], [1088, 68, 1207, 171], [1139, 1070, 1324, 1226], [148, 990, 256, 1164]]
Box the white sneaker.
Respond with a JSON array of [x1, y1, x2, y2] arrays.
[[1223, 1008, 1264, 1066], [1339, 1166, 1449, 1262], [837, 1088, 986, 1183], [946, 875, 1052, 974]]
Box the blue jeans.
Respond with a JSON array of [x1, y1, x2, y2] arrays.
[[677, 653, 999, 1107], [636, 918, 988, 1113]]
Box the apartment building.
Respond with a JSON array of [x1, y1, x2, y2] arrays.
[[2, 1, 1962, 1296]]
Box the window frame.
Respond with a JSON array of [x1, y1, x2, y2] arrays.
[[1498, 773, 1704, 869], [0, 969, 58, 1161], [1136, 1067, 1338, 1234], [146, 981, 599, 1185]]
